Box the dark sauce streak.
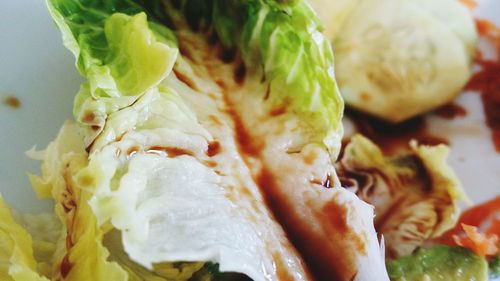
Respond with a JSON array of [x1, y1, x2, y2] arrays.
[[82, 112, 95, 123], [272, 253, 296, 281], [263, 84, 271, 101], [147, 146, 194, 158], [432, 103, 467, 119], [59, 169, 77, 278], [219, 46, 236, 63], [215, 79, 226, 89], [115, 132, 126, 142], [60, 255, 72, 278], [269, 105, 287, 117], [173, 68, 199, 91], [207, 29, 219, 45], [127, 146, 140, 157], [309, 178, 323, 185], [219, 77, 355, 279], [337, 168, 371, 192], [3, 96, 20, 108], [204, 160, 217, 168], [346, 108, 448, 155], [178, 41, 195, 62], [234, 62, 247, 84], [199, 28, 356, 279], [309, 173, 333, 188], [337, 138, 352, 161], [323, 174, 333, 188], [465, 19, 500, 152], [222, 95, 262, 156], [258, 170, 360, 281], [322, 198, 367, 256], [407, 155, 434, 193], [207, 141, 221, 157]]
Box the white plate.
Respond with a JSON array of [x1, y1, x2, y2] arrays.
[[0, 0, 498, 214]]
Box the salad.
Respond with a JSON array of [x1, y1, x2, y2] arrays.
[[0, 0, 498, 280]]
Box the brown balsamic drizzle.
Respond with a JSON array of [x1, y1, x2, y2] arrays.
[[3, 95, 20, 108], [322, 198, 367, 256], [345, 108, 449, 155], [309, 174, 333, 188], [303, 149, 318, 165], [207, 141, 221, 157], [309, 178, 323, 185], [203, 160, 217, 168], [146, 146, 194, 157], [218, 46, 237, 63], [432, 102, 467, 119], [59, 255, 72, 278], [272, 253, 296, 281], [323, 173, 333, 188], [82, 112, 95, 123], [59, 169, 78, 279], [257, 169, 362, 281], [177, 26, 359, 280], [173, 68, 199, 91], [127, 146, 140, 157], [222, 95, 263, 157], [234, 61, 247, 84], [465, 19, 500, 152], [269, 105, 287, 117]]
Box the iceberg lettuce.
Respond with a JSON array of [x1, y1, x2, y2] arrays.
[[0, 194, 50, 281], [19, 0, 391, 280]]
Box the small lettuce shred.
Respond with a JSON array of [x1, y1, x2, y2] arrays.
[[28, 123, 129, 281], [12, 212, 61, 278], [0, 194, 50, 281], [337, 135, 468, 258]]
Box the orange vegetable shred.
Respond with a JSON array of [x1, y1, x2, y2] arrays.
[[453, 224, 499, 257]]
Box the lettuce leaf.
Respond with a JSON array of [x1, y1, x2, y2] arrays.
[[39, 0, 358, 280], [337, 135, 468, 258], [28, 123, 129, 281], [47, 0, 178, 146], [27, 121, 232, 280], [12, 212, 61, 278], [47, 0, 177, 97], [0, 194, 50, 281], [165, 0, 343, 153]]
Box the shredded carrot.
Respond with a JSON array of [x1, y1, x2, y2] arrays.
[[475, 19, 500, 49], [459, 0, 478, 10], [438, 196, 500, 245], [453, 224, 499, 257], [487, 218, 500, 236]]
